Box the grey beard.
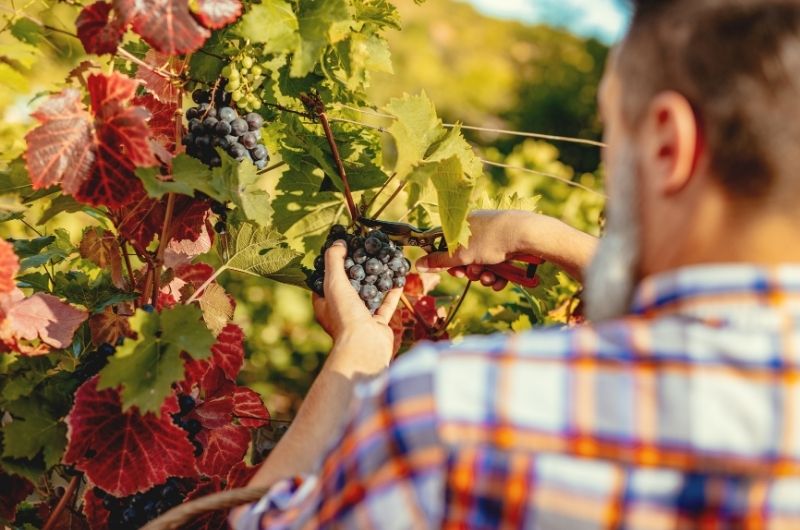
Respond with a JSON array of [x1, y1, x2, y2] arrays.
[[584, 144, 641, 322]]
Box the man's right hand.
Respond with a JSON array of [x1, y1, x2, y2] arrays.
[[416, 210, 598, 288]]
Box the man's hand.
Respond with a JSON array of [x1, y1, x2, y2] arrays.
[[313, 240, 402, 377], [416, 210, 598, 287]]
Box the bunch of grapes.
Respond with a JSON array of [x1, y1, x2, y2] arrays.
[[73, 342, 116, 384], [182, 89, 270, 170], [308, 225, 410, 314], [221, 51, 265, 113], [95, 479, 184, 529], [171, 394, 203, 457]]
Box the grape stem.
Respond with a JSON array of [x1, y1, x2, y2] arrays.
[[303, 94, 360, 223], [120, 239, 136, 291], [42, 475, 80, 530], [442, 280, 472, 332]]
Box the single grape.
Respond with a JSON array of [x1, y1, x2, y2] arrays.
[[360, 284, 378, 301], [255, 159, 267, 170], [343, 257, 355, 270], [365, 258, 383, 275], [245, 112, 264, 130], [214, 220, 227, 234], [218, 107, 237, 123], [203, 116, 219, 131], [350, 279, 361, 291], [188, 118, 203, 134], [217, 136, 231, 150], [192, 89, 210, 104], [231, 118, 248, 136], [183, 418, 202, 435], [251, 99, 263, 111], [380, 269, 394, 279], [209, 155, 221, 167], [330, 224, 347, 238], [194, 136, 211, 150], [250, 145, 268, 161], [349, 236, 364, 251], [192, 439, 203, 457], [388, 257, 405, 273], [215, 120, 232, 136], [241, 132, 258, 149], [251, 65, 263, 77], [186, 107, 199, 120], [98, 342, 116, 356], [142, 304, 155, 313], [228, 143, 247, 160], [393, 276, 407, 288], [232, 90, 244, 102], [378, 247, 393, 263], [352, 247, 368, 264], [364, 236, 383, 255], [364, 274, 378, 284], [313, 277, 324, 295], [314, 255, 324, 271], [377, 277, 393, 292], [349, 264, 366, 281], [210, 202, 227, 215]]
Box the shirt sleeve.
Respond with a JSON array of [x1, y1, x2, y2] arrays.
[[231, 344, 446, 530]]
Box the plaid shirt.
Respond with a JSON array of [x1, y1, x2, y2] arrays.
[[235, 265, 800, 529]]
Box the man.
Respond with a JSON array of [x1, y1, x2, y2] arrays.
[[232, 0, 800, 527]]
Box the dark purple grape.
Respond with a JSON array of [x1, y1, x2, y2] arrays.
[[364, 236, 382, 255], [378, 247, 393, 263], [360, 284, 378, 301], [251, 145, 268, 161], [186, 107, 199, 120], [217, 136, 231, 150], [349, 236, 364, 251], [215, 120, 232, 136], [210, 202, 227, 215], [178, 394, 195, 414], [203, 116, 219, 131], [214, 220, 226, 234], [377, 277, 393, 292], [352, 247, 368, 264], [98, 342, 116, 356], [198, 103, 213, 117], [350, 279, 361, 291], [364, 274, 378, 284], [330, 224, 347, 237], [231, 118, 248, 136], [189, 118, 203, 134], [194, 136, 211, 150], [349, 264, 366, 281], [193, 439, 203, 457], [314, 255, 324, 271], [313, 277, 324, 295], [192, 89, 210, 104], [393, 276, 407, 288], [241, 132, 258, 149], [218, 106, 237, 122], [365, 258, 383, 275], [380, 269, 394, 279], [183, 418, 201, 435], [228, 143, 247, 160], [388, 257, 405, 273], [343, 257, 355, 270], [255, 159, 267, 170], [210, 155, 221, 167], [245, 112, 264, 130], [393, 249, 404, 259]]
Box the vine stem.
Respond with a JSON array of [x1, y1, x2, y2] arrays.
[[442, 280, 472, 331], [152, 192, 176, 304], [42, 475, 80, 530], [371, 177, 408, 220], [256, 160, 287, 176], [185, 267, 225, 305], [120, 239, 136, 291], [117, 47, 176, 80], [363, 172, 396, 217], [303, 95, 359, 223]]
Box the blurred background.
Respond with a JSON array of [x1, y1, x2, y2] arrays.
[[0, 0, 629, 420]]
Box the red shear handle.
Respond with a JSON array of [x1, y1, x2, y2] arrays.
[[484, 253, 544, 288]]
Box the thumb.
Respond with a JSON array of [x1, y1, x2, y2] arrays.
[[416, 250, 467, 272], [323, 240, 351, 298]]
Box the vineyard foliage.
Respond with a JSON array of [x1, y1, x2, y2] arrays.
[[0, 0, 606, 527]]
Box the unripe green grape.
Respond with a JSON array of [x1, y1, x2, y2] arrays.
[[242, 56, 254, 68], [224, 83, 234, 93], [240, 67, 249, 76], [228, 68, 240, 81], [251, 100, 262, 110], [227, 78, 241, 90], [221, 65, 232, 77], [232, 90, 243, 102], [251, 65, 263, 77]]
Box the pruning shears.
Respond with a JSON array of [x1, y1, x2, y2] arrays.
[[359, 217, 543, 288]]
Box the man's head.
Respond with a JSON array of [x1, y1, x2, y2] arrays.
[[586, 0, 800, 320]]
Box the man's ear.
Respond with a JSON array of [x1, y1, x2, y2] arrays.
[[639, 91, 699, 195]]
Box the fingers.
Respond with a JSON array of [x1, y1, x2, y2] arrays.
[[416, 251, 466, 272], [323, 240, 354, 299], [492, 278, 509, 291], [373, 288, 402, 325], [450, 266, 507, 291], [479, 270, 497, 287], [466, 264, 483, 282]]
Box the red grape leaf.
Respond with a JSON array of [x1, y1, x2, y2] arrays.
[[113, 192, 164, 249], [113, 0, 210, 55], [133, 93, 178, 151], [64, 376, 198, 496], [0, 470, 33, 522], [88, 306, 135, 347], [79, 228, 124, 289], [195, 423, 250, 478], [164, 222, 213, 269], [171, 196, 211, 242], [182, 323, 244, 387], [194, 0, 242, 29], [76, 1, 126, 55], [81, 488, 109, 530], [232, 387, 269, 428], [3, 293, 87, 353], [193, 394, 234, 430], [177, 263, 215, 289], [135, 50, 187, 103], [182, 462, 256, 530], [156, 291, 177, 311], [0, 238, 20, 294], [24, 89, 95, 193]]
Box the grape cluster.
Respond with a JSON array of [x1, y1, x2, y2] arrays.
[[95, 479, 183, 529], [182, 89, 269, 170], [172, 394, 203, 457], [308, 225, 410, 314], [73, 342, 116, 384], [221, 52, 265, 113]]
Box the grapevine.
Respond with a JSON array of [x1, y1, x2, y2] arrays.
[[0, 0, 605, 527]]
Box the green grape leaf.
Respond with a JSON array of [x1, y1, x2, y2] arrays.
[[212, 154, 272, 227], [10, 17, 45, 45], [384, 92, 446, 179], [188, 30, 228, 83], [429, 155, 474, 250], [292, 0, 353, 77], [98, 306, 214, 414], [53, 271, 137, 314], [136, 167, 195, 198], [15, 272, 50, 292], [38, 195, 88, 225], [2, 398, 66, 469], [225, 224, 303, 281], [198, 283, 234, 336], [234, 0, 299, 53]]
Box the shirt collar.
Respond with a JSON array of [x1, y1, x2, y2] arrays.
[[630, 264, 800, 315]]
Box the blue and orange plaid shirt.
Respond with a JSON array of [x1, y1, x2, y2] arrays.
[[235, 265, 800, 529]]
